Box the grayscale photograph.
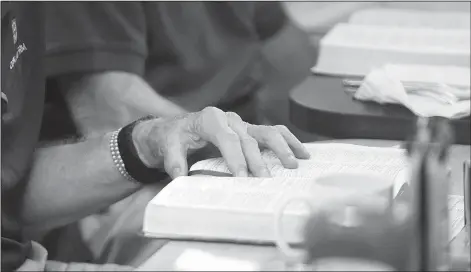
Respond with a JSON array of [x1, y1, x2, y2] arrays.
[[1, 1, 470, 271]]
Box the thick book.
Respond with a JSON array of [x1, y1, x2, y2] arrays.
[[348, 8, 470, 30], [311, 23, 470, 77], [143, 143, 464, 244]]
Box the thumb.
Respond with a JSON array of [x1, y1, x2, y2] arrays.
[[163, 141, 188, 179]]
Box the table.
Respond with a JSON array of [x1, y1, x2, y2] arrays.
[[289, 76, 471, 145], [138, 139, 470, 271]]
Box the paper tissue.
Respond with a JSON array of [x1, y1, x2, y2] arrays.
[[352, 64, 470, 119]]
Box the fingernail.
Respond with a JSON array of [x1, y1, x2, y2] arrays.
[[288, 154, 299, 163], [237, 167, 248, 177]]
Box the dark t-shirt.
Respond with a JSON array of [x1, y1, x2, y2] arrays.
[[44, 2, 286, 112], [1, 1, 45, 271]]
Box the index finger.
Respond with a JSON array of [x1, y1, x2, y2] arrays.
[[195, 107, 248, 177], [226, 112, 271, 178], [214, 130, 248, 177]]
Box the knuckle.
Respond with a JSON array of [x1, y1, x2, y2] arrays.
[[197, 107, 228, 134], [226, 111, 242, 121], [245, 122, 255, 131], [240, 136, 258, 146], [266, 135, 288, 149], [263, 127, 283, 141], [254, 125, 275, 135], [266, 126, 280, 134], [202, 106, 223, 116], [275, 125, 289, 133]]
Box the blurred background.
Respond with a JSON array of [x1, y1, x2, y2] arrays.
[[40, 1, 471, 144], [259, 1, 471, 142]]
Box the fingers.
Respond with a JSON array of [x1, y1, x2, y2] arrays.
[[192, 107, 307, 175], [197, 107, 248, 177], [255, 126, 299, 169], [214, 131, 248, 177], [226, 112, 271, 178], [247, 125, 309, 169], [162, 138, 189, 179], [274, 125, 310, 159]]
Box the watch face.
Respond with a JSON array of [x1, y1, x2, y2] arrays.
[[313, 257, 395, 271]]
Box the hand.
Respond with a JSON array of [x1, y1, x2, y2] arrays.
[[132, 107, 310, 179]]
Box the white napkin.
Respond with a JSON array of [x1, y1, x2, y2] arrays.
[[354, 65, 470, 119]]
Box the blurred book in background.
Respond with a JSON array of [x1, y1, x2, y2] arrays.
[[349, 8, 470, 30], [311, 7, 470, 77], [312, 23, 470, 77]]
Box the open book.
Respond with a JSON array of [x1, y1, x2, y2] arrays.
[[311, 23, 470, 77], [143, 143, 464, 244]]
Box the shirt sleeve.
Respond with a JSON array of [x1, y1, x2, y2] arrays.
[[44, 2, 148, 77], [253, 2, 288, 41]]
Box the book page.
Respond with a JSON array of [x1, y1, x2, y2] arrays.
[[349, 8, 470, 30], [190, 143, 408, 182]]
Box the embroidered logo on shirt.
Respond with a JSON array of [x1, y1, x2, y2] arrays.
[[12, 18, 17, 44], [9, 18, 27, 70]]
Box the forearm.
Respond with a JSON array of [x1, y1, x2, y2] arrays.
[[21, 132, 151, 232], [57, 71, 187, 137]]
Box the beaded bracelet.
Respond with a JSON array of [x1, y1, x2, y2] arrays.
[[110, 129, 139, 184]]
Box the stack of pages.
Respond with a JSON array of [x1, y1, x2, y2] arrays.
[[312, 8, 470, 77]]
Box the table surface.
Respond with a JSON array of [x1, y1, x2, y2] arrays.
[[138, 139, 471, 271], [289, 76, 471, 145]]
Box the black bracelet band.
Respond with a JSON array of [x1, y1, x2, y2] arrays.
[[117, 115, 169, 184]]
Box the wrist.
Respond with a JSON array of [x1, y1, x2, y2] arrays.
[[132, 119, 160, 168], [112, 116, 168, 185]]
